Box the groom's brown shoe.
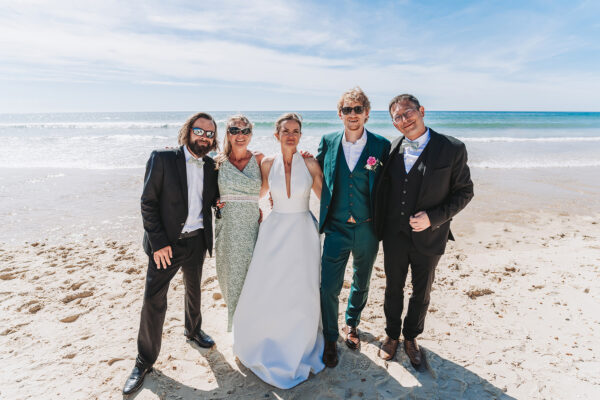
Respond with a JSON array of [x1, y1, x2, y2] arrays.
[[323, 340, 338, 368], [378, 336, 399, 361], [403, 338, 422, 368], [343, 325, 360, 350]]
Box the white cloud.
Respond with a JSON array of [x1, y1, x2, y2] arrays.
[[0, 0, 598, 111]]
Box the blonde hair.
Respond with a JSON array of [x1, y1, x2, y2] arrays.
[[177, 112, 219, 152], [214, 114, 253, 168], [337, 87, 371, 122], [274, 112, 302, 135]]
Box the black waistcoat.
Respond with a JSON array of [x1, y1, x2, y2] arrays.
[[384, 145, 430, 235]]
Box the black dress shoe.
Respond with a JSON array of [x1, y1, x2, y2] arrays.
[[122, 364, 152, 395], [322, 340, 338, 368], [187, 329, 215, 348]]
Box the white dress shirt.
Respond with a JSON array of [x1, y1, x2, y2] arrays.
[[342, 128, 367, 172], [182, 145, 204, 232], [403, 128, 430, 173]]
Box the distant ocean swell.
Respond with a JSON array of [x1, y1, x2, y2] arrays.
[[0, 120, 343, 130], [5, 160, 600, 170], [459, 136, 600, 143], [470, 160, 600, 168], [2, 111, 599, 171], [3, 120, 598, 131], [3, 134, 600, 144], [0, 122, 180, 129], [433, 122, 600, 129]]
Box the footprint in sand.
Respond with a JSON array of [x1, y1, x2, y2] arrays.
[[62, 290, 94, 303], [0, 273, 16, 280], [1, 322, 29, 336], [202, 275, 217, 287], [339, 351, 370, 372], [60, 314, 81, 323], [107, 357, 124, 366], [69, 281, 85, 290], [17, 300, 40, 312], [465, 288, 494, 299], [29, 304, 43, 313]]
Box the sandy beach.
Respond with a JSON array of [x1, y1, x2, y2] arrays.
[[1, 166, 599, 399], [3, 0, 600, 397]]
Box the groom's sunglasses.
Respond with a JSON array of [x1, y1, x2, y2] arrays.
[[341, 106, 365, 115], [191, 127, 215, 138], [228, 126, 252, 135]]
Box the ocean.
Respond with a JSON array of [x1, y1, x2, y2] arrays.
[[1, 110, 599, 243], [1, 111, 600, 170]]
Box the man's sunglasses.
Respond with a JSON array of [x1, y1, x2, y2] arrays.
[[228, 126, 252, 135], [341, 106, 365, 115], [192, 127, 215, 138]]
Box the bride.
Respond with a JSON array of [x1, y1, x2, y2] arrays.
[[233, 113, 325, 389]]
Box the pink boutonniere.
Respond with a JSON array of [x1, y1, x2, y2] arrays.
[[365, 156, 382, 171]]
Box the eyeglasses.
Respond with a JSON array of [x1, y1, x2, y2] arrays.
[[228, 126, 252, 135], [192, 127, 215, 138], [393, 108, 418, 123], [341, 106, 365, 115]]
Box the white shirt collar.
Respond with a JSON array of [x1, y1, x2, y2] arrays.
[[342, 128, 367, 145]]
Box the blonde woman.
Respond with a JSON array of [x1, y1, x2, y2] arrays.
[[214, 115, 265, 332]]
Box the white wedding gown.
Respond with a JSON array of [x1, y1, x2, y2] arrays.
[[233, 151, 325, 389]]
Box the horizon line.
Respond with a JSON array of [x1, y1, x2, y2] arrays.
[[1, 110, 600, 115]]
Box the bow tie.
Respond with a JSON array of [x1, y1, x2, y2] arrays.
[[399, 140, 420, 153], [187, 157, 204, 169]]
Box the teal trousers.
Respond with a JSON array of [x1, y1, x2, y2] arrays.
[[320, 220, 379, 342]]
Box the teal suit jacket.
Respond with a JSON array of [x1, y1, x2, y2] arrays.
[[316, 130, 391, 234]]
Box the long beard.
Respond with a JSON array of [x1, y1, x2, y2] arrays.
[[188, 140, 210, 158]]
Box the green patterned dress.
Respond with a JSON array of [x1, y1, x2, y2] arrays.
[[215, 154, 262, 331]]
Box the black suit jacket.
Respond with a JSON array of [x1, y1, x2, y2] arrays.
[[374, 129, 474, 255], [141, 146, 218, 257]]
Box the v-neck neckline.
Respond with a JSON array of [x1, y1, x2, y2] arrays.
[[282, 152, 297, 199], [229, 153, 254, 173]]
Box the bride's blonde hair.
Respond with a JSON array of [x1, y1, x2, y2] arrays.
[[274, 113, 302, 135]]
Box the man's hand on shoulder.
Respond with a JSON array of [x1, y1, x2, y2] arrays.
[[300, 150, 314, 159], [153, 246, 173, 269]]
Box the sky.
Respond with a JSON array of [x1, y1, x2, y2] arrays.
[[1, 0, 599, 112]]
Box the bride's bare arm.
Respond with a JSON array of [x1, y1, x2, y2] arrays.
[[259, 156, 275, 198], [303, 157, 323, 200]]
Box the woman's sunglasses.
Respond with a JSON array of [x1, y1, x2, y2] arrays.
[[228, 126, 252, 135]]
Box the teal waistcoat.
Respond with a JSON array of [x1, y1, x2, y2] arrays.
[[330, 147, 371, 223]]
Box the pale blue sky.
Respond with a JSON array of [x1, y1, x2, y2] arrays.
[[1, 0, 599, 112]]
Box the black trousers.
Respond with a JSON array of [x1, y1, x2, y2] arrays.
[[382, 230, 441, 341], [136, 233, 206, 368]]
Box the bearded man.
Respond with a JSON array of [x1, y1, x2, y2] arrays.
[[123, 112, 220, 395]]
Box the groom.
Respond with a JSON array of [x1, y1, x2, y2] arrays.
[[122, 112, 220, 395], [374, 94, 474, 367], [317, 87, 391, 367]]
